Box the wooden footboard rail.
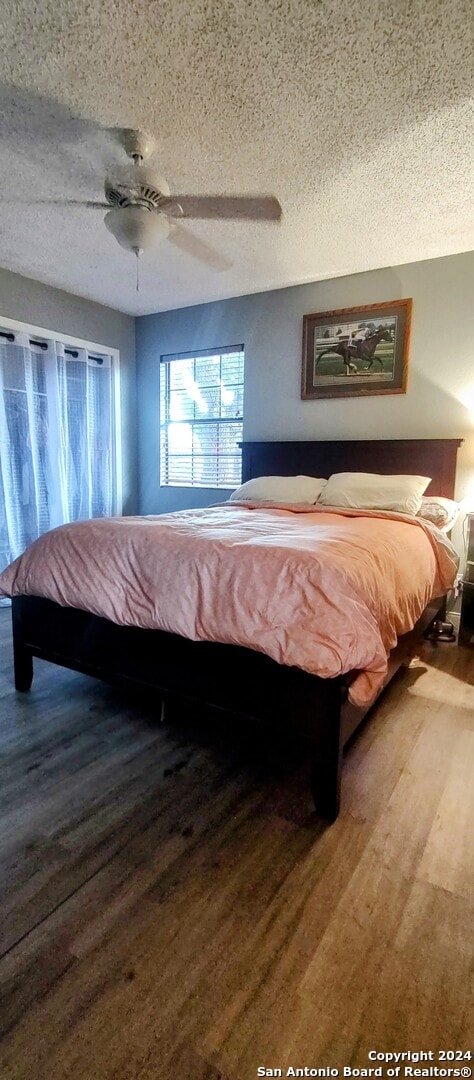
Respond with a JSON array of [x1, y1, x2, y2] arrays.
[[11, 593, 445, 821]]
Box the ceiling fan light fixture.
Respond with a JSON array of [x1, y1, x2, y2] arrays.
[[104, 205, 170, 252]]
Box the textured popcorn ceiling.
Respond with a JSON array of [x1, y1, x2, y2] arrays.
[[0, 0, 472, 316]]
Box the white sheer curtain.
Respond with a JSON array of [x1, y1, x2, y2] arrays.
[[0, 331, 114, 575]]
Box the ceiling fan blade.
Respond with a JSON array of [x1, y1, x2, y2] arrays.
[[167, 225, 232, 271], [1, 198, 109, 209], [160, 195, 282, 222], [59, 199, 110, 209]]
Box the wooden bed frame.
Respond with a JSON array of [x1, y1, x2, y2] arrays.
[[10, 438, 461, 821]]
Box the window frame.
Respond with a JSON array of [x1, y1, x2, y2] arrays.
[[159, 344, 244, 490], [0, 314, 122, 514]]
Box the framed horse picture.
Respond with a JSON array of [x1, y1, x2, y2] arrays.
[[301, 298, 412, 399]]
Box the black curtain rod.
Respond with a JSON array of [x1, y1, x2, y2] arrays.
[[0, 330, 104, 364]]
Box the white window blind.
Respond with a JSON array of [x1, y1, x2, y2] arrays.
[[0, 325, 119, 573], [160, 346, 244, 488]]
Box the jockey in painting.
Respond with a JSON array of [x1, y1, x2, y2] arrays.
[[347, 326, 373, 353]]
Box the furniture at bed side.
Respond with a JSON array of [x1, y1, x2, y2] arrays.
[[459, 512, 474, 646]]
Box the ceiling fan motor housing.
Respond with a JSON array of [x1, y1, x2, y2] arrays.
[[104, 161, 172, 254], [105, 164, 171, 210]]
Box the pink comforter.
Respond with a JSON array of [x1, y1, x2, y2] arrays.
[[0, 504, 458, 706]]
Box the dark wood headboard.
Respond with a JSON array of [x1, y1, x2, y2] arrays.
[[241, 440, 462, 499]]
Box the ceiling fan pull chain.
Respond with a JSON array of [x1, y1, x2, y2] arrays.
[[133, 247, 141, 291]]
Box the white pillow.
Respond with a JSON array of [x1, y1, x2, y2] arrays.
[[417, 496, 461, 532], [317, 472, 431, 514], [229, 474, 327, 505]]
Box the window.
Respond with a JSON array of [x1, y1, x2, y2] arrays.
[[160, 346, 244, 488], [0, 318, 120, 574]]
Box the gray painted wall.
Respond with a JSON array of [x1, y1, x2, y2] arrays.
[[136, 251, 474, 525], [0, 267, 137, 513]]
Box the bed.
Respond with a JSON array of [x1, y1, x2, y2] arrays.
[[4, 438, 461, 821]]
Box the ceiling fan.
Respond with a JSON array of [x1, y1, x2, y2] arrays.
[[26, 129, 282, 289]]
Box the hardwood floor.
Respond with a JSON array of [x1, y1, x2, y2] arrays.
[[0, 607, 472, 1079]]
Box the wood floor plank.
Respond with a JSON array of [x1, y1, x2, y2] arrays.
[[417, 729, 474, 900]]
